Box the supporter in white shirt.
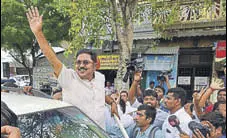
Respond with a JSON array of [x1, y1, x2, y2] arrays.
[[162, 87, 192, 138], [105, 81, 114, 96], [145, 81, 155, 91]]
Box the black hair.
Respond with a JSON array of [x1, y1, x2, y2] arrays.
[[217, 88, 226, 95], [149, 81, 155, 85], [155, 85, 165, 94], [167, 87, 187, 106], [190, 104, 194, 113], [143, 89, 158, 99], [76, 49, 97, 63], [119, 91, 128, 114], [137, 104, 156, 124], [200, 112, 226, 134], [1, 101, 18, 127], [213, 101, 226, 112]]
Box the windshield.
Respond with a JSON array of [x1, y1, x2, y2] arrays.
[[18, 106, 109, 138]]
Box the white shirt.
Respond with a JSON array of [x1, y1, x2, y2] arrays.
[[105, 86, 114, 96], [58, 65, 106, 129], [118, 101, 137, 128], [162, 107, 192, 138]]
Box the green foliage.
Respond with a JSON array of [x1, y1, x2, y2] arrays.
[[51, 0, 111, 57], [1, 0, 71, 56]]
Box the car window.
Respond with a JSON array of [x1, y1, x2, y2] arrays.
[[18, 107, 109, 138]]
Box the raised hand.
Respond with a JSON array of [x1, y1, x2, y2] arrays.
[[26, 6, 43, 34], [1, 126, 21, 138], [133, 71, 142, 82], [210, 78, 225, 90]]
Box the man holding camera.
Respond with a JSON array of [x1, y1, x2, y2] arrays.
[[179, 112, 226, 138]]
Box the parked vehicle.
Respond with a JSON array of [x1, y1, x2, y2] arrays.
[[9, 75, 30, 87], [1, 92, 110, 138], [1, 78, 16, 84]]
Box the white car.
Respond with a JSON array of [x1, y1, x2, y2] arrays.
[[1, 92, 110, 138], [9, 75, 30, 87]]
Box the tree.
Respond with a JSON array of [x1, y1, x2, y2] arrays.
[[1, 0, 71, 85], [49, 0, 219, 90]]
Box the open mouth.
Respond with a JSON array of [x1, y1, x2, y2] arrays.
[[78, 68, 87, 72]]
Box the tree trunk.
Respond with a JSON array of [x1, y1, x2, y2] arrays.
[[115, 22, 134, 91]]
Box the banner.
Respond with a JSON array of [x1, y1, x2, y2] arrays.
[[216, 41, 226, 58], [97, 55, 120, 70]]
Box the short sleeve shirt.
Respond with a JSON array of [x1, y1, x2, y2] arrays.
[[162, 107, 193, 138], [57, 65, 106, 129]]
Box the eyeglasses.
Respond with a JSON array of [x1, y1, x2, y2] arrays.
[[75, 60, 93, 66]]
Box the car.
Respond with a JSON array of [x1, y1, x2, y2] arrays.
[[9, 75, 30, 87], [1, 92, 110, 138]]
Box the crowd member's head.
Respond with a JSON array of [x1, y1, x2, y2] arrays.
[[1, 101, 18, 127], [200, 112, 226, 138], [75, 49, 97, 80], [164, 87, 187, 114], [106, 81, 112, 88], [213, 101, 226, 118], [154, 85, 165, 101], [149, 81, 155, 89], [134, 104, 156, 128], [119, 90, 128, 114], [217, 89, 226, 102], [142, 89, 158, 108], [120, 90, 128, 103]]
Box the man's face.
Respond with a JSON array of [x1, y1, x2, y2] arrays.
[[217, 91, 226, 102], [106, 82, 111, 87], [164, 93, 179, 111], [134, 110, 151, 127], [150, 83, 154, 88], [120, 92, 128, 103], [143, 96, 157, 108], [154, 88, 164, 100], [75, 53, 96, 80]]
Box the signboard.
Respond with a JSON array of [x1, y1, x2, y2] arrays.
[[216, 41, 226, 58], [178, 76, 191, 85], [194, 77, 210, 90], [144, 55, 174, 71], [97, 55, 120, 70]]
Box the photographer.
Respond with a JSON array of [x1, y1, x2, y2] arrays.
[[179, 112, 226, 138]]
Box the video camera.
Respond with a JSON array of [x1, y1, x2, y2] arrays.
[[157, 69, 172, 82], [123, 57, 144, 83], [188, 121, 211, 138]]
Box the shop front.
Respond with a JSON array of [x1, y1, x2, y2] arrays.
[[141, 46, 179, 94], [97, 54, 120, 86]]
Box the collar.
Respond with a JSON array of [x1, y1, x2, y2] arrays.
[[138, 125, 154, 137]]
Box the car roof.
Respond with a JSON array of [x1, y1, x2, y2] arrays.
[[1, 92, 73, 115]]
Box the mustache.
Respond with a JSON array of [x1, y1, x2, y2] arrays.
[[78, 67, 88, 71]]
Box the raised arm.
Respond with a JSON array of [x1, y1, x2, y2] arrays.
[[128, 71, 142, 105], [198, 79, 225, 107], [26, 6, 62, 77], [164, 75, 171, 89]]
